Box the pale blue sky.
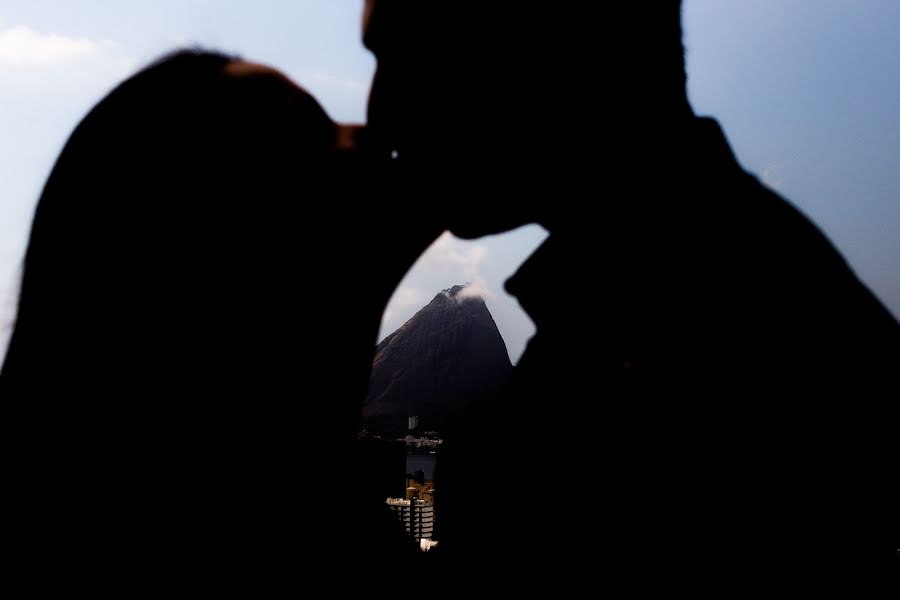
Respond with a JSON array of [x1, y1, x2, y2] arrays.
[[684, 1, 899, 318], [1, 1, 897, 365]]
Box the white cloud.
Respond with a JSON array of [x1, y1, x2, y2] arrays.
[[0, 25, 99, 66], [421, 231, 488, 281], [456, 276, 497, 302], [420, 232, 498, 300]]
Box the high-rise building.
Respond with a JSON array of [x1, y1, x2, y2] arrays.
[[385, 498, 434, 541]]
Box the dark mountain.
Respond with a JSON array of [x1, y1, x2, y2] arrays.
[[364, 285, 512, 434]]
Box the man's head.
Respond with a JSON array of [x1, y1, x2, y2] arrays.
[[363, 1, 690, 236]]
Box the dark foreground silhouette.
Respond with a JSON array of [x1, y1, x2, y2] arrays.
[[0, 50, 440, 589], [364, 0, 899, 592], [2, 2, 896, 592]]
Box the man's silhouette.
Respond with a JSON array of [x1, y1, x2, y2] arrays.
[[363, 0, 899, 591]]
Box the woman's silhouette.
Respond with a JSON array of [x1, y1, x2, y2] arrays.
[[2, 49, 421, 589]]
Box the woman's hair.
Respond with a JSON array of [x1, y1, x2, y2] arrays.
[[1, 49, 337, 394]]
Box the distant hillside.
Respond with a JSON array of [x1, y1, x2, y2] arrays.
[[363, 285, 512, 434]]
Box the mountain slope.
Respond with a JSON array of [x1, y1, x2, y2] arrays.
[[364, 285, 512, 434]]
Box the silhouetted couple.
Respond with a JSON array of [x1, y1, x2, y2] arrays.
[[3, 0, 897, 592]]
